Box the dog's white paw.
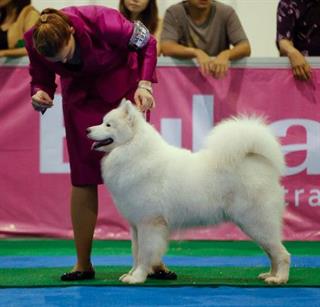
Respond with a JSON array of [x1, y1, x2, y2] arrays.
[[120, 267, 148, 284], [119, 273, 130, 281], [258, 272, 274, 280], [121, 274, 146, 284], [119, 267, 136, 281], [264, 275, 288, 285]]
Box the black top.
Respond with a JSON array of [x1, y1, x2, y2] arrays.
[[63, 43, 83, 71], [0, 29, 8, 50]]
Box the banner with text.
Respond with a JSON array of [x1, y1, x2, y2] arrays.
[[0, 65, 319, 240]]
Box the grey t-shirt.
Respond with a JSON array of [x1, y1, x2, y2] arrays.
[[161, 0, 249, 56]]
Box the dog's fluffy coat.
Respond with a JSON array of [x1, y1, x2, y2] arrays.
[[87, 99, 290, 284]]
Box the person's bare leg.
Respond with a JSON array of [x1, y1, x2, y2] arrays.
[[71, 185, 98, 272]]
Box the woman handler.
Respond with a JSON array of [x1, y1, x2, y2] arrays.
[[24, 5, 176, 281]]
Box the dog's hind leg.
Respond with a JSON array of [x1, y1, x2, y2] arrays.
[[234, 201, 290, 284], [119, 225, 138, 281], [121, 216, 169, 284], [256, 241, 290, 285]]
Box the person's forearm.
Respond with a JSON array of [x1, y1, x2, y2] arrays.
[[220, 41, 251, 61], [139, 35, 157, 82], [160, 41, 198, 59], [278, 39, 297, 57], [0, 47, 28, 57], [25, 40, 57, 98]]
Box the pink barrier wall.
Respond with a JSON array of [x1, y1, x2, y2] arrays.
[[1, 58, 320, 240]]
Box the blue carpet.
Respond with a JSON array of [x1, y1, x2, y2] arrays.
[[1, 286, 319, 307], [1, 255, 319, 268]]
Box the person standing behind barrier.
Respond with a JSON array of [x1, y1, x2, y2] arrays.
[[276, 0, 320, 81], [24, 5, 176, 282], [160, 0, 251, 79], [0, 0, 38, 57], [119, 0, 162, 55]]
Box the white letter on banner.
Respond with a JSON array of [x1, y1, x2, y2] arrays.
[[161, 118, 182, 147], [40, 94, 70, 173], [192, 95, 214, 152], [160, 95, 214, 150], [294, 189, 304, 207], [309, 189, 320, 207], [270, 119, 320, 176]]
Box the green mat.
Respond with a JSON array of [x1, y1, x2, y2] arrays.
[[1, 240, 320, 288], [1, 266, 319, 288], [1, 240, 320, 256]]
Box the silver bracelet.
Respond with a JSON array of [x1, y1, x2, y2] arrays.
[[138, 85, 153, 95]]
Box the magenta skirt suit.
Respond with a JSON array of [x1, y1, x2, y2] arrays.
[[24, 6, 157, 186]]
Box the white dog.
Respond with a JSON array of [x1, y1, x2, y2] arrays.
[[87, 99, 290, 285]]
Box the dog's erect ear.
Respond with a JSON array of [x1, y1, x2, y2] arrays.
[[120, 99, 134, 114], [119, 98, 130, 108], [120, 99, 136, 126]]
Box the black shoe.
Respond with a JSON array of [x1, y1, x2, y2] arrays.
[[60, 270, 95, 281], [147, 269, 177, 280]]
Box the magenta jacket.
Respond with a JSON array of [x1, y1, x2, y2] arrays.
[[23, 6, 158, 186], [24, 5, 157, 102]]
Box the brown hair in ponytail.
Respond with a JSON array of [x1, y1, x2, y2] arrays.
[[32, 8, 72, 57]]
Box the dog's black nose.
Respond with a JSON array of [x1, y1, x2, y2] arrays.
[[86, 128, 91, 134]]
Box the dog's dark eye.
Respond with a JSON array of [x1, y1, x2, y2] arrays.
[[106, 123, 111, 127]]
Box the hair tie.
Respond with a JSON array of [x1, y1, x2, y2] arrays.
[[40, 14, 48, 23]]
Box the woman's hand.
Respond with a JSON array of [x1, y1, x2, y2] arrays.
[[134, 81, 155, 112], [288, 49, 311, 81], [32, 90, 53, 112], [279, 39, 312, 81]]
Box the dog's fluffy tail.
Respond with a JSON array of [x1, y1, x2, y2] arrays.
[[204, 116, 285, 175]]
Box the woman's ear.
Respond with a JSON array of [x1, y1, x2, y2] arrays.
[[70, 26, 75, 34]]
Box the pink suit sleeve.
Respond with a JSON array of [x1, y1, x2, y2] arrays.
[[96, 9, 157, 82], [24, 31, 57, 99]]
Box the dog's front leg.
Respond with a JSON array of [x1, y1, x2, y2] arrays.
[[121, 216, 169, 284], [119, 225, 138, 281]]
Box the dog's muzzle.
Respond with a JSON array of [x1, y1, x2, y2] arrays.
[[91, 138, 114, 150]]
